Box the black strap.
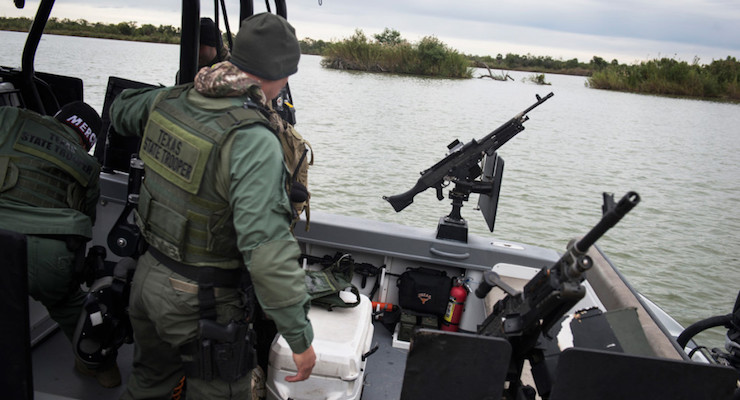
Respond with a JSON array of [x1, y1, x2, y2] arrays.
[[148, 246, 242, 288], [198, 267, 217, 320], [165, 85, 189, 99]]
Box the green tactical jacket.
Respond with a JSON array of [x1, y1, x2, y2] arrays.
[[0, 107, 100, 238], [110, 86, 313, 353]]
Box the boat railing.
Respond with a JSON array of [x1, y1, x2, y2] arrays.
[[584, 244, 686, 360]]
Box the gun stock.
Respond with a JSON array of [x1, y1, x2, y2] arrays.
[[384, 181, 430, 212]]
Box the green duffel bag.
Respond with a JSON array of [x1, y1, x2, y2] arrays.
[[303, 253, 361, 310]]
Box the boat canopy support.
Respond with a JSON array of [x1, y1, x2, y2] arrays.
[[178, 0, 289, 84], [20, 0, 53, 114]]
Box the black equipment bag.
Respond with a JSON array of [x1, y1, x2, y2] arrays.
[[397, 267, 452, 316]]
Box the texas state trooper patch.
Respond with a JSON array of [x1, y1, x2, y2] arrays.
[[140, 111, 212, 194], [13, 119, 97, 186]]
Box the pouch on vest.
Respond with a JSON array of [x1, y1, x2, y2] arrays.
[[267, 111, 313, 229], [397, 267, 452, 316], [303, 253, 360, 310]]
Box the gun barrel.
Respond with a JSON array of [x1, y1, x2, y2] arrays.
[[576, 191, 640, 252], [514, 92, 554, 119]]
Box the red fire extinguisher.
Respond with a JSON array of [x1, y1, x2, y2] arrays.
[[442, 278, 467, 332]]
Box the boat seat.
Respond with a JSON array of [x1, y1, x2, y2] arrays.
[[0, 229, 33, 400], [481, 269, 540, 395], [482, 275, 530, 316]]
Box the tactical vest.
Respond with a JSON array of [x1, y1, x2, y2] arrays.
[[0, 110, 98, 212], [135, 84, 280, 268]]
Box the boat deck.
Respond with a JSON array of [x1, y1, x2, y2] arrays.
[[27, 205, 733, 400], [32, 318, 407, 400]]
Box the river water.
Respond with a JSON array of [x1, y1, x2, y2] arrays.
[[2, 31, 739, 348]]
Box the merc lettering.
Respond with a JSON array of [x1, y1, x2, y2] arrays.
[[65, 115, 96, 144], [65, 115, 87, 133]]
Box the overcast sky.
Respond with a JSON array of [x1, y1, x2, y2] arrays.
[[2, 0, 739, 65]]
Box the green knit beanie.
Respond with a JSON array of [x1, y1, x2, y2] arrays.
[[230, 13, 300, 81]]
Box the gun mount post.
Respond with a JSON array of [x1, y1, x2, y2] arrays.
[[436, 188, 469, 242], [436, 177, 499, 242]]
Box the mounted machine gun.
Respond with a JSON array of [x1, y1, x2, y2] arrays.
[[475, 191, 640, 399], [384, 92, 554, 242]]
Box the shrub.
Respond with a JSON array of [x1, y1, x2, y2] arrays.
[[587, 57, 740, 101], [321, 29, 471, 78]]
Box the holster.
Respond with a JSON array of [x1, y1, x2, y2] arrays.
[[181, 319, 256, 382], [78, 245, 107, 286], [64, 235, 88, 283], [153, 251, 256, 382]]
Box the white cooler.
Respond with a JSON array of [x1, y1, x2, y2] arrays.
[[266, 292, 374, 400]]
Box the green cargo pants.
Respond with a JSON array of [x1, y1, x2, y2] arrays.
[[26, 235, 85, 342], [121, 251, 251, 400]]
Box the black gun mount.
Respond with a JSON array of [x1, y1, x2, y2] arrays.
[[384, 93, 554, 242]]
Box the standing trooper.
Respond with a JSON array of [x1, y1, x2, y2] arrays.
[[111, 12, 315, 399]]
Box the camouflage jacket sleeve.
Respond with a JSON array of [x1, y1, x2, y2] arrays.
[[225, 124, 314, 354], [110, 86, 166, 137]]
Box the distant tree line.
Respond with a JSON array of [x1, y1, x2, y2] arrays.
[[1, 16, 180, 43], [0, 16, 339, 53], [319, 28, 738, 100], [468, 53, 612, 77], [588, 57, 739, 101], [300, 38, 330, 55], [2, 18, 737, 100], [312, 28, 623, 78]]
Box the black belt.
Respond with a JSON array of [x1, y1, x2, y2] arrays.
[[148, 246, 243, 289]]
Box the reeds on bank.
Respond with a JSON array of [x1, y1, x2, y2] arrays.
[[587, 57, 739, 101]]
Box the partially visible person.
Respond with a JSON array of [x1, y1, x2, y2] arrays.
[[176, 17, 231, 83], [111, 12, 314, 399], [198, 17, 230, 68], [0, 101, 121, 388]]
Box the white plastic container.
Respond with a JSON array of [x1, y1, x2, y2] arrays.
[[266, 292, 374, 400]]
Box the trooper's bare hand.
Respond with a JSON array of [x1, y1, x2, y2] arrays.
[[285, 345, 316, 382]]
